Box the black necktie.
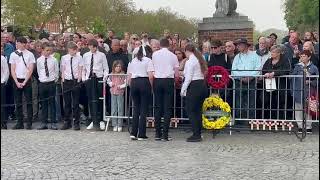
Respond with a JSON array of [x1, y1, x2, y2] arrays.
[[90, 54, 94, 77], [44, 58, 49, 77], [70, 57, 74, 80]]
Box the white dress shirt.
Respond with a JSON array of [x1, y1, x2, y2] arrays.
[[1, 55, 9, 84], [61, 54, 84, 80], [181, 54, 205, 95], [9, 49, 35, 79], [127, 57, 154, 78], [82, 51, 109, 81], [37, 55, 59, 83], [152, 48, 179, 78]]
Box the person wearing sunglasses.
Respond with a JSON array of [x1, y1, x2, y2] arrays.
[[208, 39, 232, 71]]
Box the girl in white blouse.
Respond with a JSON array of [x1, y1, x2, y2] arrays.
[[127, 46, 154, 140], [181, 43, 208, 142]]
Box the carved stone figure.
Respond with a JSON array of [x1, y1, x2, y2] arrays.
[[214, 0, 238, 16]]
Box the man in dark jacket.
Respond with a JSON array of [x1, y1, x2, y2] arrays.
[[283, 32, 303, 70], [106, 39, 129, 73], [208, 39, 232, 71]]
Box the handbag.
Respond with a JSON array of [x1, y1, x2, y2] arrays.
[[306, 89, 319, 117]]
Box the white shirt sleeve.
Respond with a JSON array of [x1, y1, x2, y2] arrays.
[[2, 56, 9, 83], [181, 60, 194, 94], [102, 54, 109, 80], [147, 59, 154, 72], [9, 53, 16, 64]]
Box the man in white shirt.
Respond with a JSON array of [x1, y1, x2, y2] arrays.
[[82, 39, 109, 131], [60, 42, 83, 130], [152, 38, 179, 141], [9, 37, 35, 130], [1, 50, 10, 129], [37, 42, 59, 130]]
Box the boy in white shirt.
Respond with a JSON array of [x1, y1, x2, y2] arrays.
[[36, 42, 59, 130], [9, 37, 35, 130], [60, 42, 83, 130]]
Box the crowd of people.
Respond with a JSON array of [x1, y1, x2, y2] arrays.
[[1, 28, 319, 142]]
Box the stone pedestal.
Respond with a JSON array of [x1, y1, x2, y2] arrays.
[[198, 15, 254, 45]]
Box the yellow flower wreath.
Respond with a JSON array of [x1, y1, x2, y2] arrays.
[[202, 95, 231, 130]]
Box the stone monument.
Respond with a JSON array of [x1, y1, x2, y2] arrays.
[[198, 0, 254, 45]]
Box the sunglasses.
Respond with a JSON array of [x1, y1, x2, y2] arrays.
[[211, 46, 218, 49]]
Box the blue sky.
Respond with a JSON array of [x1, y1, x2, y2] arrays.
[[132, 0, 287, 31]]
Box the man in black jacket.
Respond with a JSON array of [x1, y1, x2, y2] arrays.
[[208, 39, 232, 71], [106, 39, 129, 73]]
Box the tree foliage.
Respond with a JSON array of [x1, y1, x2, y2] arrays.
[[1, 0, 197, 39], [283, 0, 319, 32]]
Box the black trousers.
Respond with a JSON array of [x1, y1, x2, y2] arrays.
[[39, 81, 56, 124], [6, 77, 15, 118], [153, 78, 174, 136], [14, 79, 33, 125], [79, 83, 89, 117], [1, 83, 7, 124], [186, 80, 208, 137], [131, 78, 151, 137], [63, 80, 80, 125], [85, 77, 103, 128]]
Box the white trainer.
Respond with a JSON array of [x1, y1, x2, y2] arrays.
[[100, 121, 106, 130], [117, 127, 122, 132], [113, 126, 118, 132], [86, 122, 93, 130]]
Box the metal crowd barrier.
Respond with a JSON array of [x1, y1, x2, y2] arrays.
[[100, 73, 319, 140]]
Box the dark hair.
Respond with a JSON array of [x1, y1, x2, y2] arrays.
[[300, 50, 312, 57], [97, 33, 104, 39], [144, 45, 153, 59], [74, 32, 82, 39], [136, 45, 152, 60], [185, 43, 208, 75], [174, 48, 186, 59], [269, 33, 278, 40], [160, 38, 170, 47], [41, 42, 54, 49], [211, 39, 222, 47], [88, 39, 98, 47], [16, 36, 28, 44], [136, 46, 144, 61]]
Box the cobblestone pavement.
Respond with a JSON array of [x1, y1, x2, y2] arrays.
[[1, 124, 319, 180]]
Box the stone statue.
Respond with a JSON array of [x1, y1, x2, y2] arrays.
[[214, 0, 238, 16]]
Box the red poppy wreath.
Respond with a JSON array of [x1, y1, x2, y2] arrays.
[[207, 66, 230, 89]]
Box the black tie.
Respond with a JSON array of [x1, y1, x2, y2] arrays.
[[90, 54, 94, 77], [70, 57, 74, 80], [44, 58, 49, 77]]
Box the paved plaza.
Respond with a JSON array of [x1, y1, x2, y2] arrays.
[[1, 124, 319, 180]]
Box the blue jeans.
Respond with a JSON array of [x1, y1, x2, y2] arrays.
[[111, 94, 124, 127]]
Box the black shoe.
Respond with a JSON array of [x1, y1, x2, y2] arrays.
[[186, 135, 202, 142], [60, 123, 71, 130], [155, 134, 162, 141], [73, 124, 80, 131], [130, 135, 138, 140], [25, 124, 32, 130], [50, 123, 58, 130], [138, 136, 148, 141], [297, 128, 303, 134], [12, 123, 24, 130], [37, 124, 48, 130], [1, 123, 7, 129], [161, 135, 172, 141], [306, 129, 313, 134]]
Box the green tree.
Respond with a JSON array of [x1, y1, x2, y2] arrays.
[[283, 0, 319, 32]]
